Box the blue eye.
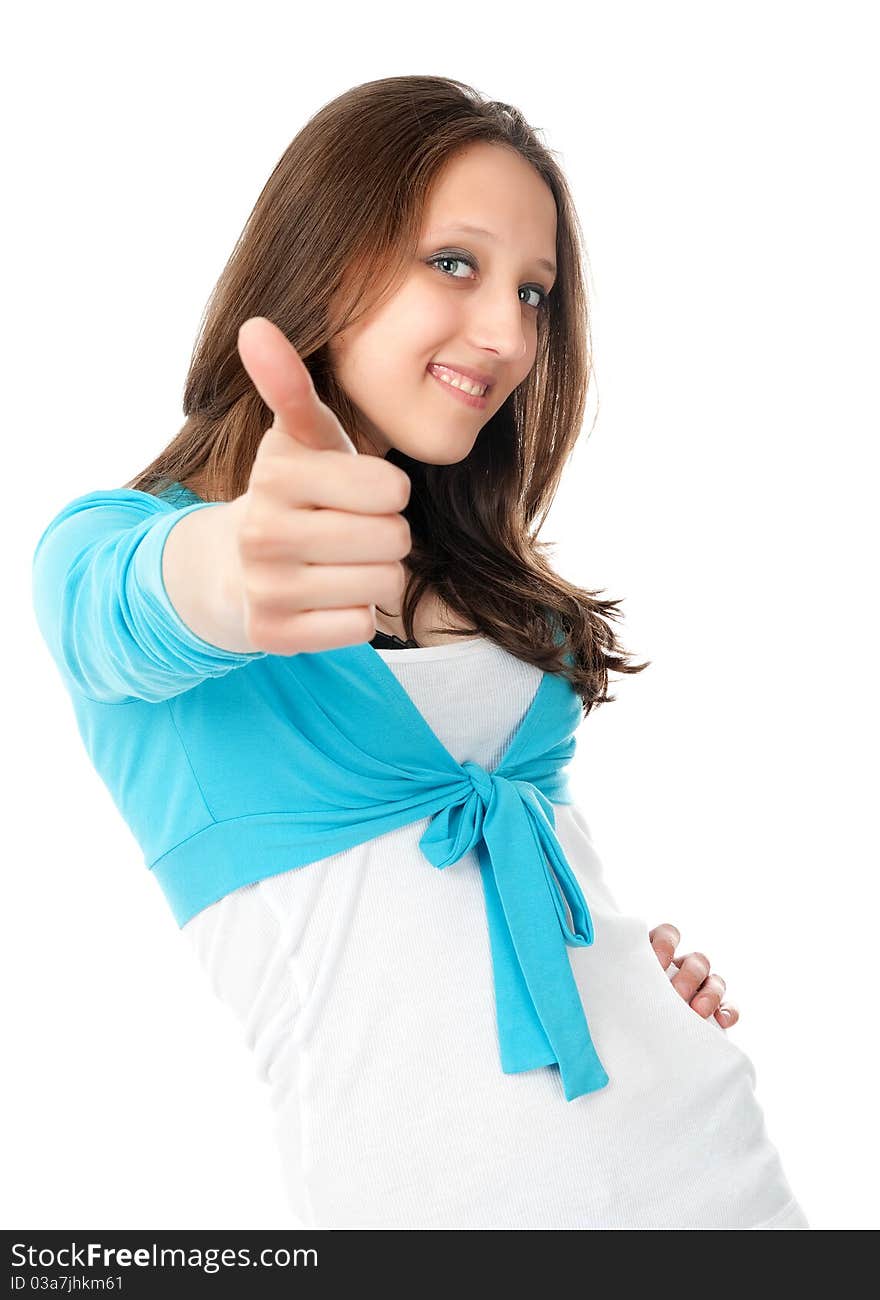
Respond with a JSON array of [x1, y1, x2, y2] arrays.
[[427, 252, 549, 311]]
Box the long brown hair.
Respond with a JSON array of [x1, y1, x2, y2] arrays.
[[123, 74, 650, 714]]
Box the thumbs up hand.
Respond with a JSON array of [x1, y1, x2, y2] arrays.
[[225, 316, 413, 655]]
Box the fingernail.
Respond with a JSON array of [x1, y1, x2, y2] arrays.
[[719, 1009, 732, 1023]]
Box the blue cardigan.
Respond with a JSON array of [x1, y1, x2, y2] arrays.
[[31, 483, 610, 1102]]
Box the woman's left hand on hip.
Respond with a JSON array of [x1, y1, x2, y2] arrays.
[[649, 922, 739, 1028]]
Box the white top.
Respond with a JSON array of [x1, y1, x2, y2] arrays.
[[183, 636, 807, 1229]]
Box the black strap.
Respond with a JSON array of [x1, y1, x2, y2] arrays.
[[369, 630, 421, 650]]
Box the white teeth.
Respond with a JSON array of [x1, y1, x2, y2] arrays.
[[431, 367, 487, 397]]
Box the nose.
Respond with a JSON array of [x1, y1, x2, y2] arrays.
[[462, 290, 531, 367]]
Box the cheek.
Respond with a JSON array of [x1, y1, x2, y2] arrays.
[[383, 328, 446, 389], [386, 283, 460, 364]]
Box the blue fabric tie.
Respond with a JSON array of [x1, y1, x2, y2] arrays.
[[419, 759, 609, 1101]]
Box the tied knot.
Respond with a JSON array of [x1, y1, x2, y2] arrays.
[[461, 759, 494, 803]]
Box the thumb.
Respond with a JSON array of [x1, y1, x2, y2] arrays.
[[237, 316, 356, 454]]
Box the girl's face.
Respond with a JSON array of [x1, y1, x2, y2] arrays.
[[328, 140, 558, 463]]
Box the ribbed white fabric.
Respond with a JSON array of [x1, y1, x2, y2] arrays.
[[183, 636, 809, 1230]]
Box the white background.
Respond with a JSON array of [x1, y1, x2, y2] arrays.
[[3, 0, 877, 1231]]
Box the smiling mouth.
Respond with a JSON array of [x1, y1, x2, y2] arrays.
[[427, 364, 489, 397], [426, 366, 490, 410]]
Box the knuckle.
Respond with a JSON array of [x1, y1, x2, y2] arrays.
[[246, 572, 295, 610], [244, 591, 280, 625], [249, 454, 284, 494], [393, 514, 412, 554], [242, 575, 269, 608], [242, 609, 278, 649], [379, 561, 407, 600], [238, 518, 270, 557], [690, 951, 711, 973], [243, 513, 305, 561]]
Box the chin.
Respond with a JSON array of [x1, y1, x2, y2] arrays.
[[393, 431, 479, 467], [403, 449, 474, 467]]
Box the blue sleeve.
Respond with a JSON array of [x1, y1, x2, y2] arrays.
[[31, 488, 267, 705]]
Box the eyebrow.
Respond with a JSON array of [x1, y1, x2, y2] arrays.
[[426, 223, 557, 277]]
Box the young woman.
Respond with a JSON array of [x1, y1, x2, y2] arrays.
[[31, 75, 809, 1229]]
